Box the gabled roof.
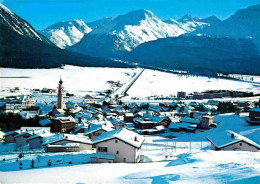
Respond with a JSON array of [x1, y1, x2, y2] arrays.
[[43, 133, 92, 145], [207, 130, 260, 149], [93, 128, 144, 148], [14, 128, 49, 138], [84, 123, 114, 135], [27, 131, 54, 140]]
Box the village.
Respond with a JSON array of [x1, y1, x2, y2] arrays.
[[0, 73, 259, 173]]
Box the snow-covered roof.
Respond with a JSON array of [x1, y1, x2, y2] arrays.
[[14, 128, 49, 138], [169, 122, 197, 130], [180, 117, 200, 124], [46, 143, 79, 148], [39, 119, 52, 126], [28, 131, 54, 140], [93, 128, 144, 148], [84, 123, 114, 135], [207, 130, 260, 149], [43, 133, 92, 145]]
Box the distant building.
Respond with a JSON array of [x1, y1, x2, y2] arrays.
[[83, 123, 114, 140], [177, 91, 186, 99], [92, 128, 144, 163], [207, 130, 260, 152], [193, 93, 203, 100], [200, 116, 214, 129], [124, 113, 134, 123], [51, 116, 76, 133], [18, 95, 35, 108], [233, 92, 243, 98], [246, 108, 260, 125]]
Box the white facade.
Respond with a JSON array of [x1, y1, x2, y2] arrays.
[[95, 138, 141, 163]]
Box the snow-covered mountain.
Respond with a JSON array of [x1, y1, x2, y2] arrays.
[[69, 9, 187, 57], [165, 15, 221, 33], [0, 3, 126, 68], [193, 4, 260, 50], [40, 19, 92, 49], [69, 9, 222, 58], [0, 3, 52, 45]]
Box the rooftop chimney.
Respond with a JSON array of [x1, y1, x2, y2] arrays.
[[134, 136, 138, 141], [231, 133, 234, 139]]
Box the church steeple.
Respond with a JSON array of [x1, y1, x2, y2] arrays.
[[57, 77, 64, 109]]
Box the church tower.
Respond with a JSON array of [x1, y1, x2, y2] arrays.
[[57, 77, 64, 109]]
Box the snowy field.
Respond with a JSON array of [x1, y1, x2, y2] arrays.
[[0, 65, 137, 97], [0, 66, 259, 99], [125, 69, 260, 99]]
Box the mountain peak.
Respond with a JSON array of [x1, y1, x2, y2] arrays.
[[178, 14, 194, 22]]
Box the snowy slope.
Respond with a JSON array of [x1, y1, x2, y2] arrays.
[[0, 3, 52, 45], [40, 19, 92, 48]]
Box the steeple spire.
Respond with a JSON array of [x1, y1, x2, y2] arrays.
[[57, 77, 64, 109], [59, 76, 63, 84]]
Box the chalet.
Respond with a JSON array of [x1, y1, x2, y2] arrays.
[[4, 130, 20, 143], [27, 131, 54, 149], [51, 116, 76, 133], [124, 113, 134, 123], [191, 111, 208, 120], [18, 95, 35, 108], [92, 128, 144, 163], [200, 116, 214, 129], [207, 130, 260, 152], [14, 128, 50, 148], [84, 123, 114, 140], [43, 134, 92, 152], [246, 108, 260, 125]]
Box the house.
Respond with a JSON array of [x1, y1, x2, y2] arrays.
[[207, 130, 260, 152], [177, 91, 186, 99], [14, 128, 50, 148], [84, 123, 114, 140], [191, 111, 208, 120], [124, 113, 134, 123], [200, 116, 214, 129], [92, 128, 145, 163], [4, 130, 20, 143], [18, 95, 35, 108], [43, 134, 92, 152], [27, 131, 54, 149], [246, 108, 260, 125], [51, 116, 76, 133]]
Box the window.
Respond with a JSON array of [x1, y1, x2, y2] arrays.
[[115, 140, 118, 143], [123, 158, 126, 162], [98, 147, 108, 152], [116, 150, 119, 154], [240, 143, 242, 146]]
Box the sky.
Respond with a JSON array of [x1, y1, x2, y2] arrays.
[[1, 0, 260, 30]]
